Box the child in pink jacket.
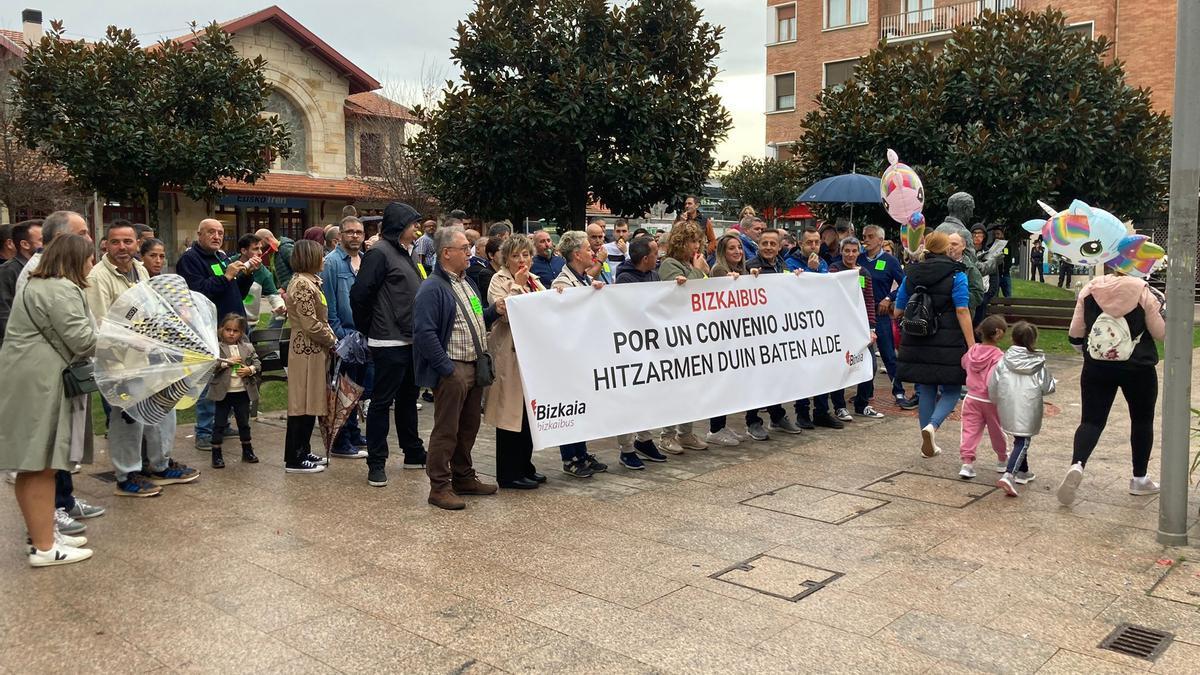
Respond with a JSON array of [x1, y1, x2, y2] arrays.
[[957, 314, 1008, 479]]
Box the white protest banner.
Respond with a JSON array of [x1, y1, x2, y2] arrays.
[[504, 270, 874, 449]]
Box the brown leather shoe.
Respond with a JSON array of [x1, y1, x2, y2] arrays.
[[428, 490, 466, 510], [452, 477, 498, 496]]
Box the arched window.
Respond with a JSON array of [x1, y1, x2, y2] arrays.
[[264, 90, 308, 172]]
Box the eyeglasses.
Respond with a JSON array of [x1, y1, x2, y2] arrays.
[[443, 244, 471, 253]]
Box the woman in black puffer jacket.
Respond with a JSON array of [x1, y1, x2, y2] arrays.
[[893, 231, 976, 459]]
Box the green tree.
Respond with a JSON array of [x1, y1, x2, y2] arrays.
[[408, 0, 731, 229], [721, 157, 805, 222], [11, 21, 291, 227], [795, 8, 1170, 237]]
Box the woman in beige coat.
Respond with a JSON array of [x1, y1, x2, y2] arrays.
[[0, 235, 96, 566], [485, 234, 545, 489], [284, 240, 337, 474]]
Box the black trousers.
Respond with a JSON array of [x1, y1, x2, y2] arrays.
[[54, 470, 74, 511], [1072, 363, 1157, 477], [366, 345, 425, 471], [212, 391, 253, 446], [495, 410, 536, 483], [284, 415, 317, 467], [746, 405, 785, 427]]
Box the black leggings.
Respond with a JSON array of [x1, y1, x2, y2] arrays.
[[1072, 363, 1157, 477], [212, 391, 252, 446], [495, 410, 536, 483], [284, 415, 317, 467]]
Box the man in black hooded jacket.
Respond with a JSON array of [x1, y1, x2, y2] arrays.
[[350, 202, 428, 488]]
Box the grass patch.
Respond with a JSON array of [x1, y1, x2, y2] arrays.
[[1009, 278, 1075, 300]]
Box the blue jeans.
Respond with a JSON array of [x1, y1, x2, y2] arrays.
[[998, 274, 1012, 298], [1006, 435, 1031, 474], [875, 315, 905, 399], [915, 383, 962, 430], [560, 442, 588, 463], [852, 351, 877, 411], [195, 388, 215, 440]]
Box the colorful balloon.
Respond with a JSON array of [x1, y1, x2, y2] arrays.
[[881, 149, 925, 256], [1020, 199, 1164, 278]]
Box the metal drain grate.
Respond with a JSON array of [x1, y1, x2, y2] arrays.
[[90, 471, 118, 484], [1098, 623, 1173, 661]]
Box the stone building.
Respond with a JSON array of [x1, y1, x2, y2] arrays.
[[764, 0, 1177, 159], [3, 6, 417, 257]]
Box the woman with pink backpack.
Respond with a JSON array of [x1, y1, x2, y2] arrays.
[[1057, 271, 1166, 505]]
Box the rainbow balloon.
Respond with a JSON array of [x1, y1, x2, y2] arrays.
[[1021, 199, 1164, 278], [881, 149, 925, 255]]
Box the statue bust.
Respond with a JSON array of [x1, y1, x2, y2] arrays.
[[936, 191, 976, 257]]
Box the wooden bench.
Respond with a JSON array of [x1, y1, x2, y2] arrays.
[[251, 327, 289, 383], [987, 297, 1076, 330]]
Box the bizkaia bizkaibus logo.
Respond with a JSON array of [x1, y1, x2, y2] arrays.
[[530, 398, 587, 432], [844, 350, 866, 367]]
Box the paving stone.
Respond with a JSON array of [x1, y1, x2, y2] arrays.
[[861, 471, 996, 508], [877, 610, 1059, 673]]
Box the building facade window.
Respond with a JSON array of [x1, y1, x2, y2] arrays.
[[826, 0, 867, 29], [345, 122, 357, 175], [263, 90, 308, 172], [772, 73, 796, 111], [903, 0, 934, 23], [823, 58, 861, 90], [359, 132, 383, 177], [775, 4, 796, 43], [1066, 22, 1094, 39]]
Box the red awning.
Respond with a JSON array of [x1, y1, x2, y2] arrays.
[[762, 204, 815, 221]]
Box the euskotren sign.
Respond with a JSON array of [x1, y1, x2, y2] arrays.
[[504, 271, 875, 449]]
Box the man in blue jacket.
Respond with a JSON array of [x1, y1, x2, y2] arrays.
[[350, 203, 428, 488], [862, 224, 916, 409], [322, 216, 369, 459], [177, 219, 257, 449], [788, 227, 847, 430], [530, 229, 565, 287], [413, 226, 503, 510]]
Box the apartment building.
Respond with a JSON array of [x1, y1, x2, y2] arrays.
[[764, 0, 1178, 158]]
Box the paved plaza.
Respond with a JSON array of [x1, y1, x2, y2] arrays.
[[3, 353, 1200, 674]]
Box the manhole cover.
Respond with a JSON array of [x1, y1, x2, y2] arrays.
[[860, 471, 995, 508], [711, 554, 843, 601], [1098, 623, 1173, 661], [1149, 560, 1200, 607], [741, 484, 888, 525]]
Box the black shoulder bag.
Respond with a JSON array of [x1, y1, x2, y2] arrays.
[[21, 287, 98, 397], [433, 274, 495, 387]]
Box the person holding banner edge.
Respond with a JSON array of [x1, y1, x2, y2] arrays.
[[487, 235, 549, 489], [552, 231, 610, 478], [706, 233, 750, 447]]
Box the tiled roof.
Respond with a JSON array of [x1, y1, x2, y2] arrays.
[[0, 29, 25, 57], [0, 29, 22, 43], [172, 5, 380, 94], [221, 173, 372, 200], [345, 92, 417, 121]]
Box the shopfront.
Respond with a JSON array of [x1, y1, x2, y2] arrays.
[[215, 194, 312, 246]]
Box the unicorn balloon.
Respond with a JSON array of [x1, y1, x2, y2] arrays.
[[1021, 199, 1164, 278], [880, 149, 925, 255]]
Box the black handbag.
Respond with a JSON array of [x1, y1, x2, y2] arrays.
[[434, 274, 495, 387], [22, 289, 99, 397]]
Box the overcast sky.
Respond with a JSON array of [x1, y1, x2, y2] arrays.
[[3, 1, 767, 165]]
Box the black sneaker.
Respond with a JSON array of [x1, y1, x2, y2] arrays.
[[812, 413, 845, 430], [305, 453, 330, 466], [367, 467, 388, 487], [584, 454, 608, 473], [421, 390, 434, 403], [562, 459, 595, 478], [403, 450, 428, 470], [634, 439, 668, 463], [794, 411, 815, 430], [896, 396, 919, 410], [285, 460, 325, 475]]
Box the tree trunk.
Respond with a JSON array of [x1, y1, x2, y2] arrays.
[[564, 153, 588, 231], [143, 185, 160, 229]]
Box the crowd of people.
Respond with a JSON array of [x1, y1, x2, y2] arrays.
[[0, 195, 1166, 567]]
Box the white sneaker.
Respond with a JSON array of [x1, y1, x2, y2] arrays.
[[659, 436, 685, 455], [995, 462, 1008, 473], [4, 471, 14, 485], [1014, 471, 1036, 485], [677, 433, 708, 451], [856, 406, 885, 419], [958, 463, 976, 479], [997, 473, 1019, 497], [416, 402, 423, 411], [730, 428, 752, 441], [920, 425, 941, 457], [1057, 462, 1084, 505], [705, 429, 740, 447], [1129, 476, 1160, 496], [834, 407, 854, 423], [29, 544, 93, 567], [25, 530, 87, 549]]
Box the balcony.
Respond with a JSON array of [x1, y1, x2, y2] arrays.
[[880, 0, 1021, 41]]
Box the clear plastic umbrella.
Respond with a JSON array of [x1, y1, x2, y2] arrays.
[[94, 274, 223, 425]]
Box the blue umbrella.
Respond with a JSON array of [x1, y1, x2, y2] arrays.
[[797, 173, 882, 204]]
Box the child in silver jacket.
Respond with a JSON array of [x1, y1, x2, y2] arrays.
[[988, 321, 1056, 497]]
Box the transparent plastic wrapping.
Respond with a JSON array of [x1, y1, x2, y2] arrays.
[[95, 274, 220, 425]]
